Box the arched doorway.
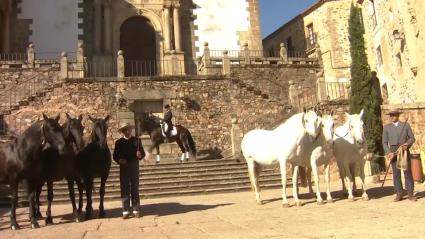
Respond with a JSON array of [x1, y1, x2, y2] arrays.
[[120, 16, 157, 76]]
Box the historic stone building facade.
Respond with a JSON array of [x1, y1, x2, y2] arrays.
[[0, 0, 262, 74], [263, 0, 352, 101], [358, 0, 425, 152]]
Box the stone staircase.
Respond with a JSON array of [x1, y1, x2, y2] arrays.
[[0, 159, 285, 207]]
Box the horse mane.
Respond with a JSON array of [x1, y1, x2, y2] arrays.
[[274, 112, 304, 133]]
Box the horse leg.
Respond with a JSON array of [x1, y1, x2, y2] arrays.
[[45, 180, 54, 225], [182, 136, 191, 161], [77, 178, 84, 213], [85, 177, 94, 220], [175, 139, 186, 163], [98, 175, 107, 218], [336, 160, 348, 197], [307, 167, 314, 197], [155, 145, 161, 163], [67, 179, 81, 222], [35, 183, 43, 220], [247, 161, 262, 204], [311, 160, 324, 205], [28, 184, 40, 229], [350, 163, 358, 196], [9, 174, 20, 230], [358, 161, 369, 201], [279, 160, 289, 207], [324, 163, 333, 203], [292, 166, 302, 207], [343, 164, 354, 201]]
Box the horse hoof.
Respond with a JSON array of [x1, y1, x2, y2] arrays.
[[282, 203, 290, 208], [11, 224, 20, 230], [256, 201, 264, 205], [45, 217, 53, 226], [349, 198, 355, 202], [317, 201, 325, 205], [327, 198, 334, 204], [295, 201, 303, 207], [363, 196, 370, 201], [31, 222, 40, 229]]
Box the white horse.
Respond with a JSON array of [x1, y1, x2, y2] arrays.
[[241, 110, 321, 207], [333, 110, 370, 201], [292, 113, 335, 205]]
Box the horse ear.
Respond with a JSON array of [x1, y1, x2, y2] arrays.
[[42, 113, 48, 121], [301, 113, 305, 127], [104, 115, 110, 123], [303, 107, 307, 113], [330, 111, 334, 117], [359, 109, 365, 119], [65, 113, 71, 120], [78, 114, 83, 122]]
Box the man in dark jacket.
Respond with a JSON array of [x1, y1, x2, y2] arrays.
[[163, 104, 173, 143], [382, 108, 416, 202], [113, 122, 145, 218]]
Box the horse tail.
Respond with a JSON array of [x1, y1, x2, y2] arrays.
[[187, 131, 197, 156]]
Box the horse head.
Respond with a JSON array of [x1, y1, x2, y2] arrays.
[[321, 112, 335, 145], [138, 112, 160, 135], [345, 109, 366, 146], [302, 109, 322, 141], [64, 113, 85, 152], [42, 113, 66, 155], [88, 115, 110, 149]]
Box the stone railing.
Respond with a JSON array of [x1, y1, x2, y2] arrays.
[[197, 42, 319, 76]]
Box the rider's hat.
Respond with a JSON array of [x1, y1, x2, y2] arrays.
[[164, 104, 170, 109], [386, 107, 402, 115]]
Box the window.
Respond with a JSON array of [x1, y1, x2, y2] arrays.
[[368, 0, 378, 29], [268, 47, 275, 57], [286, 37, 294, 56], [306, 24, 316, 45], [376, 46, 383, 66]]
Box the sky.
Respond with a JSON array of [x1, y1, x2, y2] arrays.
[[259, 0, 317, 38]]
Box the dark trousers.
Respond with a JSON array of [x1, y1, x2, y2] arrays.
[[391, 156, 414, 194], [119, 160, 140, 212]]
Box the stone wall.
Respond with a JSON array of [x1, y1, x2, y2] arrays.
[[3, 76, 289, 155]]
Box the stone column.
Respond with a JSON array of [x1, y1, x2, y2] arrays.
[[222, 51, 230, 76], [288, 80, 297, 106], [60, 52, 68, 80], [203, 42, 210, 66], [94, 0, 102, 54], [117, 50, 124, 78], [173, 4, 182, 52], [243, 43, 250, 65], [163, 6, 172, 52], [77, 42, 85, 78], [316, 71, 327, 102], [231, 118, 243, 160], [103, 1, 112, 54]]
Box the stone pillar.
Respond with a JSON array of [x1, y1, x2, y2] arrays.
[[163, 6, 172, 52], [103, 1, 112, 53], [117, 50, 124, 78], [60, 52, 68, 80], [316, 71, 327, 102], [77, 42, 85, 78], [173, 4, 182, 52], [231, 118, 243, 160], [280, 43, 288, 63], [27, 43, 35, 67], [243, 43, 250, 64], [222, 50, 230, 76], [94, 0, 102, 54], [203, 42, 210, 66], [288, 80, 297, 106]]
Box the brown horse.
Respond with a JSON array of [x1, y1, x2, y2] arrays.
[[137, 112, 196, 163]]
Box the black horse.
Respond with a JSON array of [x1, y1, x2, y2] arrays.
[[76, 115, 111, 219], [138, 112, 196, 162], [34, 113, 86, 225], [8, 113, 66, 230]]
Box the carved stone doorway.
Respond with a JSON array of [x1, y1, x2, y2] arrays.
[[132, 100, 163, 137]]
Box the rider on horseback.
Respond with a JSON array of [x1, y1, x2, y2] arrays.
[[163, 104, 173, 143]]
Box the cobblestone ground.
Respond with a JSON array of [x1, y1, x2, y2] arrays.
[[1, 181, 425, 239]]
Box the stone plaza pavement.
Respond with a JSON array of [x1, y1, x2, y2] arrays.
[[1, 181, 425, 239]]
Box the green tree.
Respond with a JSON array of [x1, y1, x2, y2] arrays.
[[348, 4, 383, 154]]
